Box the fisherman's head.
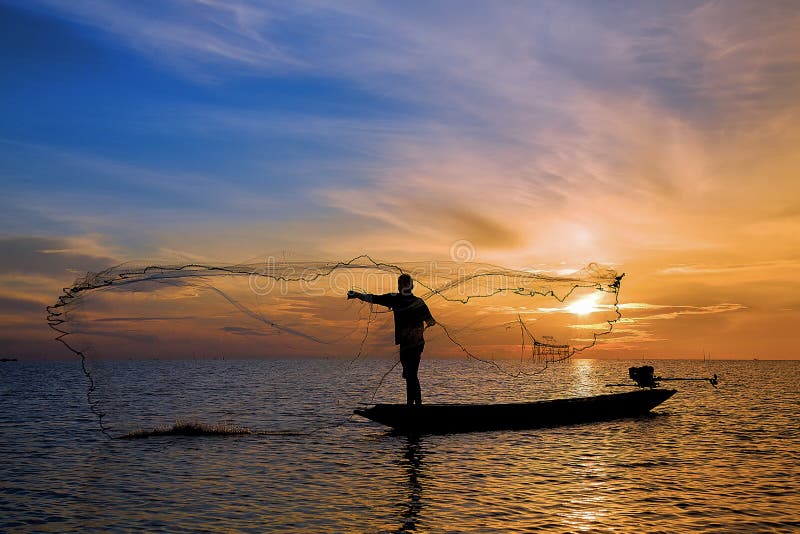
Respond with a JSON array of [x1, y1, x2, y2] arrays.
[[398, 274, 413, 295]]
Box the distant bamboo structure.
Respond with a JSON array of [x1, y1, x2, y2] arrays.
[[533, 335, 571, 362]]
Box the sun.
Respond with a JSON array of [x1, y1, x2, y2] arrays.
[[566, 294, 600, 316]]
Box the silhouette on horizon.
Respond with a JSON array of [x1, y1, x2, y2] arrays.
[[348, 274, 435, 405]]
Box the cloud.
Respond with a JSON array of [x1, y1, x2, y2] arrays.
[[15, 0, 297, 79], [567, 302, 748, 327], [220, 325, 275, 337], [659, 261, 800, 276], [625, 303, 747, 321], [308, 1, 800, 262], [93, 316, 197, 322], [68, 327, 159, 343], [0, 138, 295, 234], [3, 1, 800, 358], [7, 1, 799, 264], [570, 302, 745, 332], [0, 295, 45, 315], [0, 235, 116, 277]]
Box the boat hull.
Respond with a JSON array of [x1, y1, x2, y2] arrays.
[[354, 389, 676, 434]]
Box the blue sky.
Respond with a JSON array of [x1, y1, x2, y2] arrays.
[[1, 0, 799, 358], [1, 1, 417, 240]]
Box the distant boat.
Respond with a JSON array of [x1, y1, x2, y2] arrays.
[[0, 357, 18, 362], [355, 388, 676, 434]]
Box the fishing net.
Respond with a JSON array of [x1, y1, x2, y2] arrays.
[[47, 255, 623, 437]]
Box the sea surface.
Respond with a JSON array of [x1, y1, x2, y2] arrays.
[[2, 358, 798, 532]]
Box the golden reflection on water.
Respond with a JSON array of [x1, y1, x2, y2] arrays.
[[566, 507, 602, 532], [4, 360, 799, 532], [569, 358, 598, 397]]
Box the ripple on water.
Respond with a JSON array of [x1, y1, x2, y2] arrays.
[[2, 359, 799, 532]]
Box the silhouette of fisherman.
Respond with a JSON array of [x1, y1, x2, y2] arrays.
[[348, 274, 435, 405]]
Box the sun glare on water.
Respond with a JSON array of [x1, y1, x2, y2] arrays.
[[566, 294, 600, 316]]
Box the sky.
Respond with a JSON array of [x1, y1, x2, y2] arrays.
[[1, 0, 799, 360]]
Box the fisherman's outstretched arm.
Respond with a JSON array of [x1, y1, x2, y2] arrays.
[[347, 291, 394, 307]]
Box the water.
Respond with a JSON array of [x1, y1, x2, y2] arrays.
[[2, 359, 798, 532]]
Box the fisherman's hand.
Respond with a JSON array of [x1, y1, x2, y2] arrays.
[[347, 290, 358, 300]]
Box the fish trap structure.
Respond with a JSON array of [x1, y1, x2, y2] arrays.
[[532, 336, 572, 362]]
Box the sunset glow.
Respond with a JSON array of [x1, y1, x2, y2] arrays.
[[0, 1, 798, 360], [567, 294, 601, 316], [4, 5, 799, 533]]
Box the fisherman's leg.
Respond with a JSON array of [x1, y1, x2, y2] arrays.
[[399, 346, 415, 405], [408, 346, 422, 405], [406, 376, 417, 406], [414, 347, 422, 404], [412, 373, 421, 405]]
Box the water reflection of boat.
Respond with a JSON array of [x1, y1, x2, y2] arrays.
[[355, 389, 676, 434]]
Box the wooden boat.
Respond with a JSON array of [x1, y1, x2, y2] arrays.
[[354, 388, 676, 434]]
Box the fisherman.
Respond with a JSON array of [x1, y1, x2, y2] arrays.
[[348, 274, 435, 405]]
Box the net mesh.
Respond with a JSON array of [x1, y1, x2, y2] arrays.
[[47, 255, 624, 437]]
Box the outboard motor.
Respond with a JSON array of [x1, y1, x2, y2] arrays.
[[628, 365, 658, 388], [607, 366, 718, 389]]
